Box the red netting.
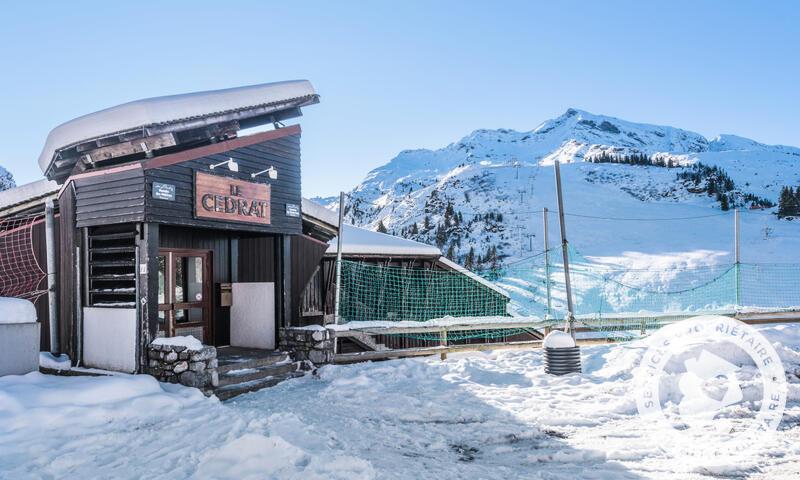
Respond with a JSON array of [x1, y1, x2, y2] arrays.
[[0, 214, 47, 301]]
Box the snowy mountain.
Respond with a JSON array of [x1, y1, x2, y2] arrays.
[[325, 109, 800, 315], [333, 109, 799, 259], [0, 166, 14, 192]]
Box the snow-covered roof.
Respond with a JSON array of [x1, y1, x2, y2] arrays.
[[38, 80, 318, 175], [436, 256, 510, 298], [0, 179, 59, 214], [326, 224, 442, 257], [321, 222, 507, 297], [301, 197, 338, 227]]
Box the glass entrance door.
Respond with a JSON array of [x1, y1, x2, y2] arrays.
[[157, 249, 212, 343]]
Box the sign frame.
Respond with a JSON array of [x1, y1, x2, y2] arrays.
[[152, 182, 176, 201], [194, 171, 271, 225]]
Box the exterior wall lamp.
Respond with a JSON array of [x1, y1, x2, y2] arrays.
[[251, 166, 278, 180], [209, 158, 239, 172]]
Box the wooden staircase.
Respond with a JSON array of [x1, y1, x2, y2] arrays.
[[213, 347, 308, 400]]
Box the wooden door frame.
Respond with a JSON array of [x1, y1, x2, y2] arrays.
[[157, 248, 213, 343]]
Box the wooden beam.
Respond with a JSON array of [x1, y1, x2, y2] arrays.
[[334, 340, 543, 363], [330, 311, 800, 364], [347, 330, 389, 351], [143, 124, 301, 171], [78, 132, 177, 163], [334, 321, 546, 336]]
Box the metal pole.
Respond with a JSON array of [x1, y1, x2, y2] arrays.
[[44, 198, 59, 354], [554, 161, 575, 338], [734, 208, 741, 307], [75, 246, 82, 366], [734, 208, 740, 264], [543, 207, 552, 318], [333, 192, 346, 325]]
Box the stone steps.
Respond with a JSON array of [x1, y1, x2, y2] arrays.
[[212, 348, 309, 400], [217, 361, 300, 387], [214, 369, 306, 401], [217, 351, 291, 375]]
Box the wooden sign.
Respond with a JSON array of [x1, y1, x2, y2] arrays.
[[195, 172, 271, 225]]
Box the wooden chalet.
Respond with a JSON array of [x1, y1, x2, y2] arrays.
[[2, 81, 329, 373]]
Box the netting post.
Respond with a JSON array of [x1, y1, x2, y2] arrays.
[[334, 192, 346, 326], [543, 207, 552, 318], [45, 199, 59, 354], [554, 161, 575, 339], [734, 208, 741, 308], [439, 329, 447, 361]]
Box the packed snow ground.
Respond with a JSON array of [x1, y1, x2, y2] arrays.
[[2, 324, 799, 479]]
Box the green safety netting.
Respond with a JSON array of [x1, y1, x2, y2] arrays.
[[336, 245, 800, 341], [338, 260, 509, 323]]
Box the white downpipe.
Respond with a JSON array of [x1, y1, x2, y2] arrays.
[[45, 198, 59, 354]]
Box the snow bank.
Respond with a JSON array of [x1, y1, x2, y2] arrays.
[[152, 335, 203, 351], [0, 372, 374, 479], [0, 297, 37, 324], [292, 324, 327, 331], [39, 352, 71, 371]]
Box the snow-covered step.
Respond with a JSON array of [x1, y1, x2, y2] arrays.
[[346, 331, 389, 351], [214, 369, 305, 401], [216, 348, 291, 375], [217, 361, 301, 388]]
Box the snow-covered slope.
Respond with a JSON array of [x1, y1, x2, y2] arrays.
[[327, 109, 800, 315]]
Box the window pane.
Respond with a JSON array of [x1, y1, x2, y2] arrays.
[[157, 256, 166, 304], [188, 257, 203, 302], [174, 308, 203, 325], [174, 256, 184, 303], [175, 256, 203, 303]]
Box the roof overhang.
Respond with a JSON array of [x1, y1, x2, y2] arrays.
[[301, 198, 339, 241], [0, 179, 59, 217], [39, 80, 319, 183], [325, 224, 442, 257]]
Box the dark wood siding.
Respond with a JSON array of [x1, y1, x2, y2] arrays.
[[56, 184, 76, 357], [290, 235, 329, 326], [238, 236, 277, 282], [145, 134, 302, 235], [73, 166, 145, 228]]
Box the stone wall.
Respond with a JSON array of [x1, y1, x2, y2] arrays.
[[146, 343, 219, 392], [281, 327, 335, 365]]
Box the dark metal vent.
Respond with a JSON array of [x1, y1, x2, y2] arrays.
[[86, 224, 137, 308]]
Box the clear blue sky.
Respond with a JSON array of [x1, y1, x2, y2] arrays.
[[1, 1, 798, 196]]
